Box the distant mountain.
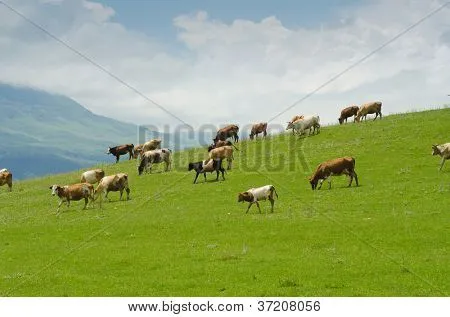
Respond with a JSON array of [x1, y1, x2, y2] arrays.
[[0, 83, 213, 180], [0, 83, 139, 179]]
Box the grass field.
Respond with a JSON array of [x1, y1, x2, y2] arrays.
[[1, 108, 449, 296]]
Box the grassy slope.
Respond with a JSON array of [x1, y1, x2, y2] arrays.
[[0, 109, 449, 297]]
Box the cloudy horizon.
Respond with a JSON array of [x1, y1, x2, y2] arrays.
[[1, 0, 449, 130]]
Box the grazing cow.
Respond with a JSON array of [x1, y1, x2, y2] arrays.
[[106, 144, 134, 163], [49, 183, 94, 212], [249, 122, 268, 140], [80, 169, 105, 184], [432, 143, 450, 171], [142, 139, 162, 153], [286, 115, 320, 136], [338, 105, 359, 124], [287, 115, 304, 135], [207, 140, 239, 152], [0, 170, 12, 192], [214, 124, 239, 143], [355, 101, 382, 122], [133, 144, 144, 159], [209, 145, 234, 170], [238, 185, 279, 214], [309, 157, 359, 190], [188, 159, 226, 184], [94, 173, 130, 206], [138, 149, 172, 175]]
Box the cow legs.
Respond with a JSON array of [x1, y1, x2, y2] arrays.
[[263, 130, 267, 138], [269, 198, 275, 213], [83, 197, 88, 210], [115, 155, 120, 163], [125, 188, 130, 200], [227, 158, 232, 170], [193, 172, 200, 184], [440, 158, 446, 171], [353, 171, 359, 186], [119, 189, 123, 201], [220, 168, 225, 180], [318, 179, 325, 190], [255, 201, 262, 213], [246, 202, 253, 213]]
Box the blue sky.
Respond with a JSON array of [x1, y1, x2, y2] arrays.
[[1, 0, 449, 127], [100, 0, 365, 39]]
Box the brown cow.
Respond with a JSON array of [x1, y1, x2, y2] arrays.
[[0, 170, 12, 192], [309, 157, 359, 190], [338, 106, 359, 124], [209, 145, 234, 170], [207, 140, 239, 152], [287, 115, 304, 135], [142, 139, 162, 152], [94, 173, 131, 207], [249, 122, 268, 140], [214, 124, 239, 143], [49, 183, 95, 212], [106, 144, 134, 163], [355, 102, 382, 122]]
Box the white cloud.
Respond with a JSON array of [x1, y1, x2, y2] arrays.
[[0, 0, 449, 131]]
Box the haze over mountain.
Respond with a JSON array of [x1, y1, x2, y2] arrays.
[[0, 83, 139, 179], [0, 83, 216, 179]]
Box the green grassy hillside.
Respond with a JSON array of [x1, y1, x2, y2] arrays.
[[1, 108, 449, 296]]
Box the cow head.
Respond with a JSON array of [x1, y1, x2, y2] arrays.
[[238, 192, 252, 203], [49, 185, 61, 196], [285, 122, 294, 130], [188, 163, 196, 171], [338, 117, 344, 125], [106, 147, 112, 154], [309, 177, 318, 190], [432, 145, 441, 156], [249, 133, 254, 140]]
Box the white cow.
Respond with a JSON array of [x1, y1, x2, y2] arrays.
[[432, 143, 450, 171], [286, 115, 320, 136], [81, 169, 105, 184]]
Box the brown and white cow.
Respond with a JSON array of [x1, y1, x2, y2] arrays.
[[209, 145, 234, 170], [0, 169, 12, 192], [138, 149, 172, 175], [81, 169, 105, 184], [249, 122, 268, 140], [238, 185, 279, 214], [94, 173, 130, 206], [338, 105, 359, 124], [106, 144, 134, 163], [214, 125, 239, 143], [49, 183, 94, 212], [287, 115, 304, 135], [432, 143, 450, 171], [309, 157, 359, 190], [355, 102, 382, 122]]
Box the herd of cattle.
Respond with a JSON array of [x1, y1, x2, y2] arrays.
[[1, 101, 449, 213]]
